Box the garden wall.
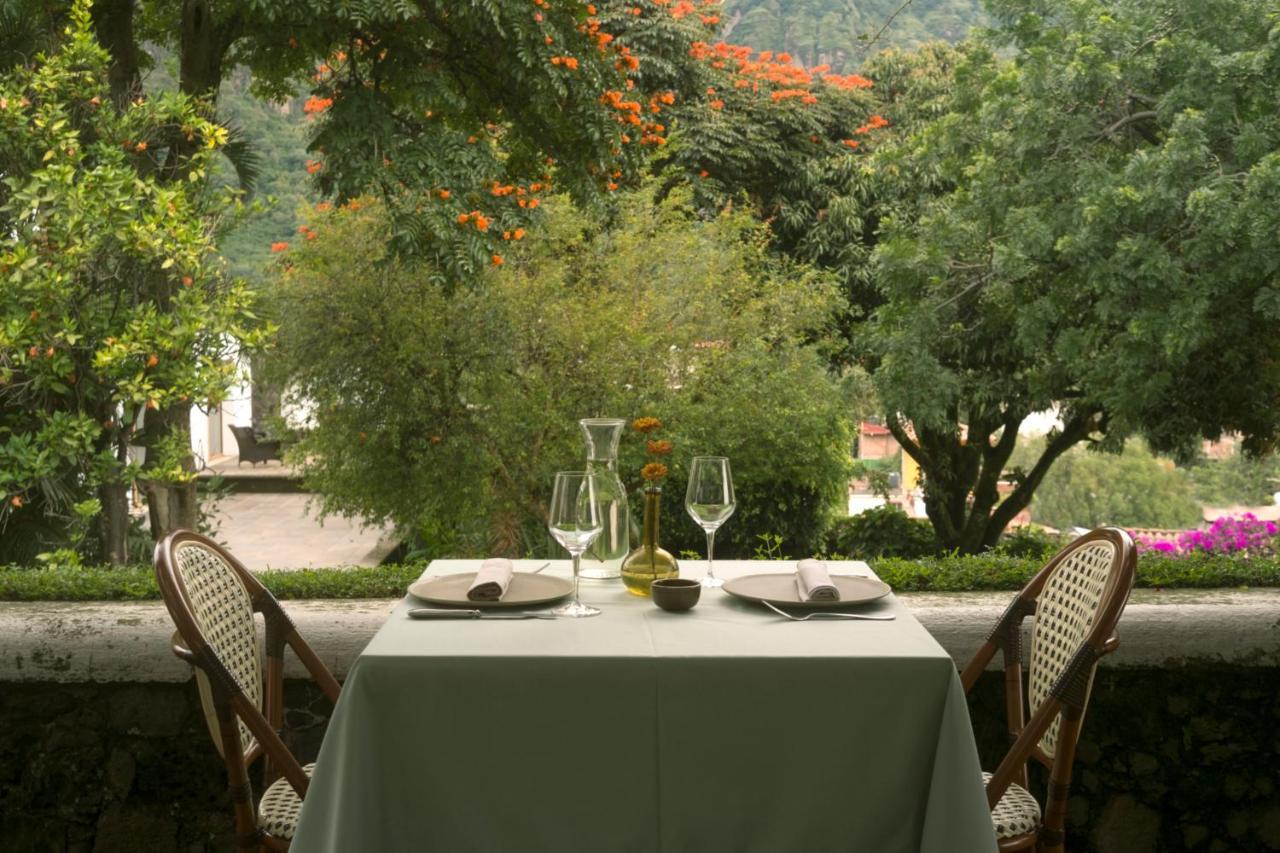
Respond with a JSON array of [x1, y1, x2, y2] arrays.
[[1, 592, 1277, 852]]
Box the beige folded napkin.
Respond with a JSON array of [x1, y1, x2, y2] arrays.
[[795, 558, 840, 602], [467, 558, 515, 602]]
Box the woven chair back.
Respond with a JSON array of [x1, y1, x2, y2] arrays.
[[1026, 537, 1118, 754], [169, 537, 264, 757]]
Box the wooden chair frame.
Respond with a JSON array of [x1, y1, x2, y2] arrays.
[[960, 527, 1136, 853], [155, 530, 341, 851]]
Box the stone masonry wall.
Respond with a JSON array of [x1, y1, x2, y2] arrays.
[[0, 681, 329, 852], [967, 666, 1280, 853], [1, 666, 1277, 852]]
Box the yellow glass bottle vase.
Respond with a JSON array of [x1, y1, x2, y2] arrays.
[[621, 487, 679, 596]]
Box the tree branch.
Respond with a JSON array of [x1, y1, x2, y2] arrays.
[[861, 0, 916, 56], [886, 412, 927, 469], [961, 413, 1024, 546], [986, 410, 1100, 542], [1100, 110, 1157, 139]]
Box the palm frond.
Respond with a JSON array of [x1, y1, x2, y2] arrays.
[[220, 122, 262, 196]]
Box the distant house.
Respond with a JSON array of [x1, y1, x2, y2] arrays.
[[849, 420, 925, 519], [858, 420, 897, 460]]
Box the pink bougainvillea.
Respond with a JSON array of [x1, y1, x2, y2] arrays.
[[1133, 514, 1279, 558]]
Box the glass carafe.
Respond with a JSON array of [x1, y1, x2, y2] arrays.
[[578, 418, 630, 579]]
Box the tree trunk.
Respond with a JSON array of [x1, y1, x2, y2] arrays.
[[888, 410, 1101, 554], [144, 477, 199, 538], [141, 404, 200, 538], [89, 0, 242, 545], [90, 0, 141, 105], [180, 0, 227, 98], [98, 482, 131, 565]]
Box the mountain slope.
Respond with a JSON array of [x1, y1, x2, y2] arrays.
[[719, 0, 985, 71]]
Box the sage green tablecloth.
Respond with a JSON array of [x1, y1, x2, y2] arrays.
[[292, 560, 996, 853]]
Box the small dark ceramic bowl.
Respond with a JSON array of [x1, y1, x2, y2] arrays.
[[651, 578, 701, 612]]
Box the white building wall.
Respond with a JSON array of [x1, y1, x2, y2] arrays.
[[188, 355, 253, 464]]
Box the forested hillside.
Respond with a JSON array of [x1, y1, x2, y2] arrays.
[[719, 0, 985, 70], [213, 69, 312, 282], [140, 51, 311, 284]]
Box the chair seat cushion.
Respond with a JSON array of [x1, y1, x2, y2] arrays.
[[983, 771, 1042, 839], [258, 763, 315, 840]]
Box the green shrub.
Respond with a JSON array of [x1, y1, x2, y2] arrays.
[[991, 527, 1063, 560], [268, 190, 859, 559], [824, 505, 938, 559]]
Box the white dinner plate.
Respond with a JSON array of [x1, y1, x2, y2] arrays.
[[408, 572, 573, 609], [722, 573, 892, 608]]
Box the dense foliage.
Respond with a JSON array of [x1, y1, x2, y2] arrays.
[[858, 0, 1280, 551], [0, 4, 265, 563], [1186, 451, 1280, 508], [1012, 440, 1203, 531], [269, 191, 857, 558]]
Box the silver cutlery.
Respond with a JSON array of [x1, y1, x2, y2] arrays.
[[409, 608, 557, 620], [529, 562, 551, 574], [762, 600, 896, 622]]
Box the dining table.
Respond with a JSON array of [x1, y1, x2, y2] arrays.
[[290, 559, 997, 852]]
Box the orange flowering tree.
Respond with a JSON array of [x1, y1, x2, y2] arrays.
[[648, 34, 904, 360], [0, 1, 712, 285], [244, 0, 707, 282]]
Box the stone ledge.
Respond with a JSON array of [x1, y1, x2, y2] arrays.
[[1, 588, 1276, 683]]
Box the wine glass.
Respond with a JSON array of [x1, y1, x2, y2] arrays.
[[685, 456, 736, 589], [547, 471, 604, 618]]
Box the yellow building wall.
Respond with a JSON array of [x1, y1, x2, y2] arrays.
[[902, 452, 921, 491]]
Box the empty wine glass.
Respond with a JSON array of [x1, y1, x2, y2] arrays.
[[685, 456, 736, 589], [548, 471, 604, 618]]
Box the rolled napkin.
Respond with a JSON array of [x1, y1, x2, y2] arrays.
[[795, 558, 841, 602], [467, 558, 515, 602]]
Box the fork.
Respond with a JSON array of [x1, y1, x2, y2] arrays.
[[762, 600, 896, 622]]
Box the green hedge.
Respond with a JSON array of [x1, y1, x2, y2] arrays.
[[0, 563, 428, 602], [0, 553, 1277, 602], [870, 552, 1280, 592]]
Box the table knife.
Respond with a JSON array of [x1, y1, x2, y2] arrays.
[[408, 608, 557, 620]]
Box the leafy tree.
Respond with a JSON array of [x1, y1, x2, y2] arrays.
[[655, 38, 966, 364], [268, 190, 856, 557], [0, 2, 265, 562], [860, 0, 1280, 552], [1013, 440, 1203, 531]]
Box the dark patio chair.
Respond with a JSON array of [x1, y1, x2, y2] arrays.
[[230, 425, 283, 466], [960, 527, 1136, 852], [154, 530, 341, 850]]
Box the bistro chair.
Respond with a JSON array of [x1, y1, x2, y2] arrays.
[[960, 527, 1136, 852], [154, 530, 342, 851]]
